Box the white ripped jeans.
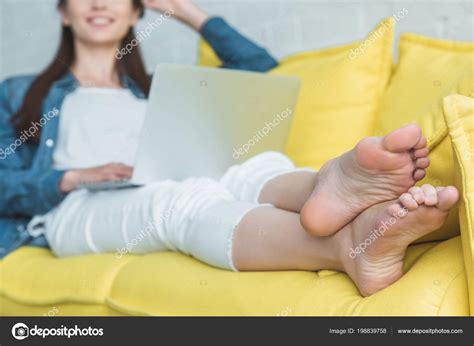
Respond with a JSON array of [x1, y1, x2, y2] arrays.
[[38, 152, 307, 271]]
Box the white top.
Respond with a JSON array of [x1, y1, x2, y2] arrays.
[[53, 87, 147, 170]]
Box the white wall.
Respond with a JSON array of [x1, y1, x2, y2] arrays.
[[0, 0, 472, 79]]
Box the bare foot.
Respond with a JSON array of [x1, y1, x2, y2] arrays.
[[301, 124, 430, 236], [335, 184, 458, 296]]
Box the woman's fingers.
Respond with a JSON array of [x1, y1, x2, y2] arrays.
[[102, 163, 134, 180], [79, 163, 134, 183]]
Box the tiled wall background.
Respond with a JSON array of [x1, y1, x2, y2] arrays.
[[1, 0, 473, 79]]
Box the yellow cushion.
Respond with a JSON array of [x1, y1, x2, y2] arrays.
[[443, 94, 474, 315], [198, 19, 394, 169], [0, 237, 468, 316], [375, 34, 474, 242], [197, 38, 222, 68], [275, 19, 394, 169]]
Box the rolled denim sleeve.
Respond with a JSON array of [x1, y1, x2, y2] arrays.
[[200, 17, 278, 72], [0, 169, 65, 217], [0, 80, 66, 217]]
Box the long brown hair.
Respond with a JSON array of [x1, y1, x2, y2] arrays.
[[11, 0, 151, 141]]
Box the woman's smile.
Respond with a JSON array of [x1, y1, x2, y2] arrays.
[[86, 15, 116, 28]]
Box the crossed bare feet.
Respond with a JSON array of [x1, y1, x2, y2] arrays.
[[301, 124, 430, 236], [297, 124, 460, 296], [335, 184, 458, 296]]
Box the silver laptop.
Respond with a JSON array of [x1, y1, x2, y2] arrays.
[[80, 64, 300, 191]]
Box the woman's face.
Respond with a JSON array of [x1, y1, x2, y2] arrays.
[[60, 0, 140, 46]]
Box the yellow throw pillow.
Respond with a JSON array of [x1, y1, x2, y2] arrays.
[[443, 94, 474, 315], [198, 38, 222, 68], [198, 18, 395, 169], [374, 34, 474, 242], [273, 19, 394, 169]]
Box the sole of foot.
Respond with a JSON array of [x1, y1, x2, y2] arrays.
[[338, 185, 458, 296], [301, 124, 430, 237]]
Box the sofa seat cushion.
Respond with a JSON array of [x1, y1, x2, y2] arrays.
[[0, 237, 468, 316]]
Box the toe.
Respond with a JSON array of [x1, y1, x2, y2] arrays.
[[382, 124, 422, 153], [387, 202, 408, 218], [414, 136, 427, 150], [413, 169, 426, 181], [421, 184, 438, 206], [409, 186, 425, 204], [436, 186, 459, 211], [414, 147, 429, 158], [399, 193, 418, 211], [415, 157, 430, 169]]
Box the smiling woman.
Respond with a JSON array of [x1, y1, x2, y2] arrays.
[[0, 0, 279, 260], [11, 0, 151, 141]]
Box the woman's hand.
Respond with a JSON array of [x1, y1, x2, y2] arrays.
[[141, 0, 210, 31], [59, 163, 133, 193]]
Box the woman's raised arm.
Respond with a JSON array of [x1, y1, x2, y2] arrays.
[[143, 0, 278, 72]]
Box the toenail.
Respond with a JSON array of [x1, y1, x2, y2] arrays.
[[409, 187, 422, 194]]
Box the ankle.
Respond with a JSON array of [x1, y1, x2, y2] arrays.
[[304, 235, 343, 272], [328, 224, 354, 274]]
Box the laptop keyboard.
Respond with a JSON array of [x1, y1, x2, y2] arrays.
[[77, 179, 136, 191]]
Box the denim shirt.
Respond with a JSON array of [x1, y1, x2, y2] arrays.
[[0, 17, 277, 257]]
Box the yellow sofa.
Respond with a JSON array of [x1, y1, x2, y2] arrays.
[[1, 20, 473, 316]]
